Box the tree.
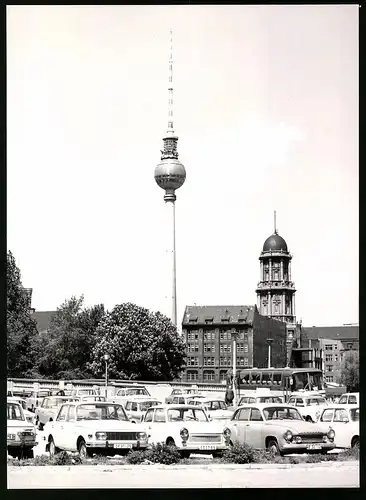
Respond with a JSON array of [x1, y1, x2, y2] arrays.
[[88, 302, 186, 381], [340, 350, 359, 392], [36, 296, 106, 379], [7, 251, 39, 377]]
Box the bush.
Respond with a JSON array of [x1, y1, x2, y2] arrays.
[[145, 443, 181, 465], [338, 447, 359, 461], [126, 450, 148, 465], [221, 441, 256, 464]]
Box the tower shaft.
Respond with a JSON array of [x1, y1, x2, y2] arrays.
[[166, 199, 177, 325]]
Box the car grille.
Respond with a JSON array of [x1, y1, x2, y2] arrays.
[[298, 433, 324, 443], [189, 434, 222, 443], [106, 432, 137, 441]]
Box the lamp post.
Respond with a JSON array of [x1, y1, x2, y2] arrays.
[[232, 328, 238, 406], [104, 354, 110, 398], [267, 337, 273, 369]]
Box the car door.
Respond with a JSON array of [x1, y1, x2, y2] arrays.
[[52, 405, 70, 449], [39, 398, 50, 424], [64, 405, 78, 451], [151, 408, 167, 444], [244, 408, 264, 449], [332, 408, 351, 448], [230, 407, 250, 443], [143, 408, 155, 441]]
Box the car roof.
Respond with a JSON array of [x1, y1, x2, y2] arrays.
[[151, 404, 206, 410], [235, 403, 297, 409], [321, 405, 359, 410]]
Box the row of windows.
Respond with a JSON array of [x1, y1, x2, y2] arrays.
[[187, 343, 249, 353], [220, 357, 249, 366], [325, 376, 334, 383], [187, 331, 249, 341], [187, 356, 250, 367], [203, 357, 215, 366], [187, 370, 229, 381], [325, 354, 339, 362]]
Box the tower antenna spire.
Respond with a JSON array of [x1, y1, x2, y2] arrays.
[[167, 29, 174, 135], [274, 210, 277, 234]]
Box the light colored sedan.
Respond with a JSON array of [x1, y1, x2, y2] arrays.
[[287, 395, 328, 423], [187, 398, 234, 422], [318, 406, 359, 449], [44, 402, 148, 458], [8, 397, 36, 424], [227, 403, 336, 455], [7, 401, 37, 459], [141, 404, 231, 458], [35, 396, 76, 430], [124, 397, 162, 423]]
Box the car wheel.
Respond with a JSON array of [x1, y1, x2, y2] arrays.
[[166, 438, 176, 448], [78, 439, 91, 459], [23, 448, 34, 459], [212, 451, 224, 458], [351, 437, 359, 448], [7, 448, 18, 459], [180, 451, 191, 459], [48, 437, 61, 456], [267, 439, 280, 456]]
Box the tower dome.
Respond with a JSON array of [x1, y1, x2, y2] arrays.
[[154, 158, 186, 191], [263, 232, 288, 252]]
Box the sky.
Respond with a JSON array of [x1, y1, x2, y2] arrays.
[[7, 5, 358, 328]]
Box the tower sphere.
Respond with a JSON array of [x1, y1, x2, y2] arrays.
[[263, 233, 288, 252], [154, 158, 186, 191]]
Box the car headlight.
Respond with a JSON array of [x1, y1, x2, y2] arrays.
[[7, 434, 16, 440], [327, 429, 335, 441], [137, 432, 147, 440], [95, 432, 107, 440], [284, 430, 293, 442], [180, 427, 189, 441]]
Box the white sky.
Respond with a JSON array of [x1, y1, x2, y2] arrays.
[[7, 5, 359, 327]]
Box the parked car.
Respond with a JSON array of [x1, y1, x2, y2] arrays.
[[26, 389, 53, 412], [35, 396, 77, 430], [171, 394, 207, 405], [124, 397, 162, 423], [165, 388, 202, 405], [227, 403, 336, 456], [187, 398, 234, 422], [7, 401, 37, 459], [111, 385, 151, 407], [287, 395, 328, 422], [70, 388, 101, 398], [337, 393, 359, 406], [318, 406, 359, 449], [238, 395, 284, 405], [8, 397, 36, 424], [77, 396, 108, 403], [141, 404, 231, 458], [44, 401, 149, 458]]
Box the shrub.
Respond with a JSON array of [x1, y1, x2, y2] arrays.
[[126, 450, 148, 465], [338, 447, 359, 461], [49, 451, 74, 466], [33, 455, 52, 466], [145, 442, 181, 465], [221, 441, 255, 464]]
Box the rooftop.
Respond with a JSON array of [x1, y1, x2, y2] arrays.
[[182, 305, 256, 326], [302, 326, 359, 341]]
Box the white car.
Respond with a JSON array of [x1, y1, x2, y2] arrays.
[[124, 397, 162, 423], [7, 401, 37, 459], [111, 386, 151, 407], [187, 398, 234, 422], [44, 401, 149, 458], [8, 397, 35, 424], [35, 396, 77, 430], [171, 394, 207, 405], [318, 406, 359, 449], [287, 395, 328, 423], [227, 404, 336, 455], [26, 389, 53, 412], [70, 388, 101, 398], [337, 393, 359, 406], [141, 404, 231, 458], [165, 388, 203, 404]]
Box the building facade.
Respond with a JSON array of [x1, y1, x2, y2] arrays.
[[181, 305, 287, 383]]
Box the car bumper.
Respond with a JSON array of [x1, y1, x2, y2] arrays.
[[86, 440, 149, 450], [281, 442, 335, 454], [7, 440, 37, 448], [178, 443, 228, 452]]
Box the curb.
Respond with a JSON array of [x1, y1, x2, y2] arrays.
[[8, 460, 359, 472]]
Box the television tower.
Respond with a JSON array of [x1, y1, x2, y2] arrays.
[[154, 30, 186, 326]]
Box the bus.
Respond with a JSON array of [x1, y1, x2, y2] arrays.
[[226, 368, 324, 402]]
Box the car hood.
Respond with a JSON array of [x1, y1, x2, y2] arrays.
[[264, 420, 327, 434], [61, 420, 147, 432], [7, 420, 36, 430], [170, 421, 226, 433]]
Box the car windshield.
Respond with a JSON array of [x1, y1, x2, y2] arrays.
[[305, 398, 326, 406], [76, 404, 128, 421], [167, 407, 208, 422], [126, 388, 149, 396], [350, 408, 359, 422], [48, 398, 75, 407], [139, 401, 160, 411], [263, 406, 303, 421], [7, 403, 25, 421], [258, 397, 283, 403]]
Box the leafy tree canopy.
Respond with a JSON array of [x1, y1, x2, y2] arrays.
[[340, 350, 359, 392], [88, 302, 186, 381], [7, 251, 39, 377]]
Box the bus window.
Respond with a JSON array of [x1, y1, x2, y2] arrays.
[[251, 372, 261, 385], [261, 372, 272, 385], [273, 373, 282, 386], [241, 373, 250, 385], [293, 372, 308, 391]]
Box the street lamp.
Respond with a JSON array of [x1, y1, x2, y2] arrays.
[[231, 328, 238, 406], [267, 337, 273, 369], [104, 354, 110, 397]]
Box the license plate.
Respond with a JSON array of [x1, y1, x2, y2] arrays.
[[199, 445, 217, 450], [306, 444, 322, 450], [114, 443, 133, 449]]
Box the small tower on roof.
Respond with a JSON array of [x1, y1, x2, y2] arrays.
[[154, 30, 186, 326], [255, 211, 296, 340]]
